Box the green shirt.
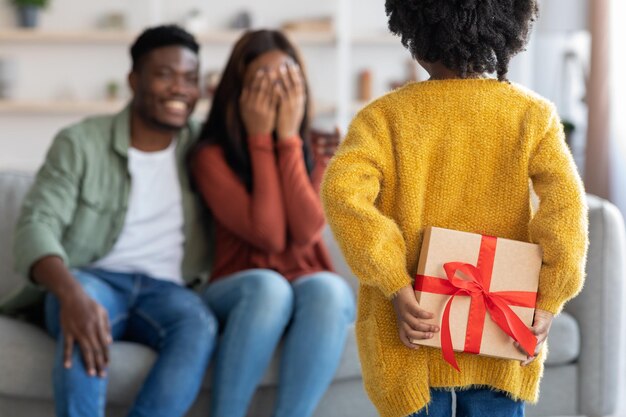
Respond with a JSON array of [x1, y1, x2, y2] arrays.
[[1, 105, 213, 314]]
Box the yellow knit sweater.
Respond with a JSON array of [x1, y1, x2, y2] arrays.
[[321, 79, 588, 417]]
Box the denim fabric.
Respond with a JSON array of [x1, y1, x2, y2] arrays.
[[45, 268, 217, 417], [407, 388, 525, 417], [204, 269, 356, 417]]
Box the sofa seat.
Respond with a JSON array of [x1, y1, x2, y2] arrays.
[[0, 307, 578, 406], [0, 315, 361, 406]]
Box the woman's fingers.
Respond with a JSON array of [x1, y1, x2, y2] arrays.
[[278, 65, 292, 99], [257, 73, 271, 105], [270, 82, 282, 109], [244, 70, 276, 112], [288, 63, 304, 95], [250, 69, 264, 89], [240, 86, 250, 105], [247, 70, 265, 104]]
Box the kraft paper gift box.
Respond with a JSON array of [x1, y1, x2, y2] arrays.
[[412, 226, 543, 370]]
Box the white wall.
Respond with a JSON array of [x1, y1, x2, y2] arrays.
[[0, 0, 591, 172], [0, 0, 339, 171], [0, 0, 337, 31]]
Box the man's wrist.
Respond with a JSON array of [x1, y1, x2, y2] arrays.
[[57, 282, 85, 304]]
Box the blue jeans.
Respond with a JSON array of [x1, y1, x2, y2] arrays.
[[45, 268, 218, 417], [204, 269, 356, 417], [407, 388, 525, 417]]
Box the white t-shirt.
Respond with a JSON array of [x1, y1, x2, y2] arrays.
[[91, 140, 185, 284]]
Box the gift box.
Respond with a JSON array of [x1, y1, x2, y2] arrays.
[[412, 226, 543, 370]]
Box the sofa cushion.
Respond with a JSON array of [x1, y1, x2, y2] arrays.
[[0, 315, 361, 405], [0, 316, 55, 400], [0, 316, 155, 404], [544, 312, 580, 365], [1, 304, 577, 405], [0, 171, 34, 301]]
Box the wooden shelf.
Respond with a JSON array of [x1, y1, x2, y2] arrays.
[[351, 33, 400, 46], [0, 99, 126, 115], [0, 29, 336, 46], [0, 99, 336, 116], [0, 29, 136, 44]]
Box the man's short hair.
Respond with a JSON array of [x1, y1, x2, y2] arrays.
[[130, 25, 199, 71]]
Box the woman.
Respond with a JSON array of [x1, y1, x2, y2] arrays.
[[192, 29, 356, 417]]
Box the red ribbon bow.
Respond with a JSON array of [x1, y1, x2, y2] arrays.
[[415, 235, 538, 371]]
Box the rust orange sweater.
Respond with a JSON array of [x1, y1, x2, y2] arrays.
[[193, 134, 333, 281]]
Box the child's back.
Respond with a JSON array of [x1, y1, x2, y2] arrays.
[[362, 79, 575, 246], [321, 1, 588, 416]]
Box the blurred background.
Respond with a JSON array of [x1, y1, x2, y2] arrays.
[[0, 0, 603, 173]]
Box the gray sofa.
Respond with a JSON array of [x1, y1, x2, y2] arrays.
[[0, 170, 624, 417]]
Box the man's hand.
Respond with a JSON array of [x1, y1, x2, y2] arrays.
[[515, 308, 554, 366], [32, 256, 112, 378], [392, 285, 439, 349], [59, 289, 112, 377]]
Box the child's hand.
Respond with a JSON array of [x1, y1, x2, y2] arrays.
[[515, 308, 554, 366], [392, 285, 439, 349]]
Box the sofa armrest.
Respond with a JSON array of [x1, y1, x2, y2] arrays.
[[565, 195, 626, 417]]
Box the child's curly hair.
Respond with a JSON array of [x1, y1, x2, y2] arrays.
[[386, 0, 538, 81]]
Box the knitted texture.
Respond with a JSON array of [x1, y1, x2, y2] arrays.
[[321, 79, 588, 417]]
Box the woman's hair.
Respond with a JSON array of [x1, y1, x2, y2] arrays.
[[385, 0, 539, 81], [197, 29, 313, 191]]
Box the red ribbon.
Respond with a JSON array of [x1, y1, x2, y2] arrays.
[[414, 235, 537, 371]]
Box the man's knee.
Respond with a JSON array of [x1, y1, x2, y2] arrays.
[[167, 292, 218, 349]]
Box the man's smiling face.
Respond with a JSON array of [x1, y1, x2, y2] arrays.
[[130, 45, 200, 131]]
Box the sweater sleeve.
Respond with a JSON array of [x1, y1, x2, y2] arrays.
[[193, 135, 287, 253], [528, 109, 589, 315], [276, 136, 326, 246], [321, 109, 412, 298]]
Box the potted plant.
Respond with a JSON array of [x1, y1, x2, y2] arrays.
[[10, 0, 50, 28]]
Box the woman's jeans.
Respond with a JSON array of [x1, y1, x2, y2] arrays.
[[204, 269, 356, 417], [407, 388, 525, 417], [45, 268, 218, 417]]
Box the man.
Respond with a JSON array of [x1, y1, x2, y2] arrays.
[[4, 25, 216, 417]]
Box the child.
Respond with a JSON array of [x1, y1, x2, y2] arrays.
[[320, 1, 588, 416]]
